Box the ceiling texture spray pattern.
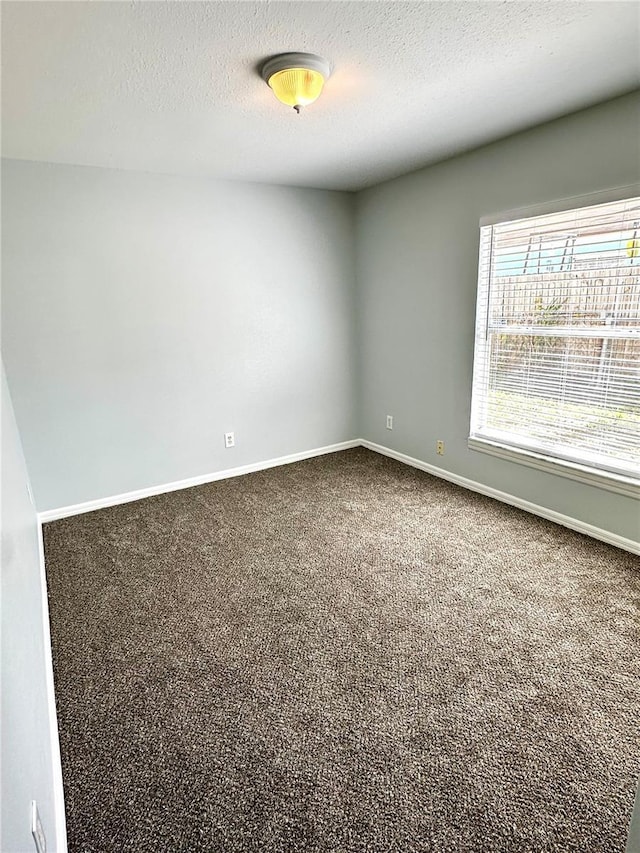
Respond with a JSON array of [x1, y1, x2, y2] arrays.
[[1, 1, 639, 190]]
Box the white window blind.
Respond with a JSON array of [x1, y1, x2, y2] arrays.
[[470, 196, 640, 482]]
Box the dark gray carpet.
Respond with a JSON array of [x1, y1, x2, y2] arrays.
[[44, 448, 640, 853]]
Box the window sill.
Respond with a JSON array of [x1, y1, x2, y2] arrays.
[[468, 437, 640, 499]]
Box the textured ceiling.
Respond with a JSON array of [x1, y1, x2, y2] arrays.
[[2, 1, 638, 191]]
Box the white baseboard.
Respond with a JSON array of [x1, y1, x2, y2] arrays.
[[38, 436, 638, 556], [36, 522, 68, 852], [360, 439, 640, 556], [38, 440, 360, 523]]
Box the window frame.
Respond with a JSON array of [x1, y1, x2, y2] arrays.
[[468, 185, 640, 499]]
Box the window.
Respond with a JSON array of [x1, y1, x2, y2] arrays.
[[470, 194, 640, 493]]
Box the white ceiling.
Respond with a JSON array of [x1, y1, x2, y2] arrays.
[[2, 1, 638, 191]]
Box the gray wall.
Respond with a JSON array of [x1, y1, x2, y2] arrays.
[[356, 92, 640, 542], [2, 160, 356, 511], [1, 364, 64, 852]]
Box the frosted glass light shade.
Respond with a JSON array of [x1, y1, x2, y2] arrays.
[[268, 68, 325, 108], [261, 53, 331, 112]]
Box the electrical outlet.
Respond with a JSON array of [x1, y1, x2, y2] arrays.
[[386, 415, 393, 430], [224, 432, 235, 449], [31, 801, 46, 853], [436, 440, 445, 456]]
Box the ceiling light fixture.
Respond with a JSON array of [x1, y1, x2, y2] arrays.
[[261, 53, 331, 114]]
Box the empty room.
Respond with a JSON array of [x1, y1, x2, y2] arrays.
[[1, 2, 639, 852]]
